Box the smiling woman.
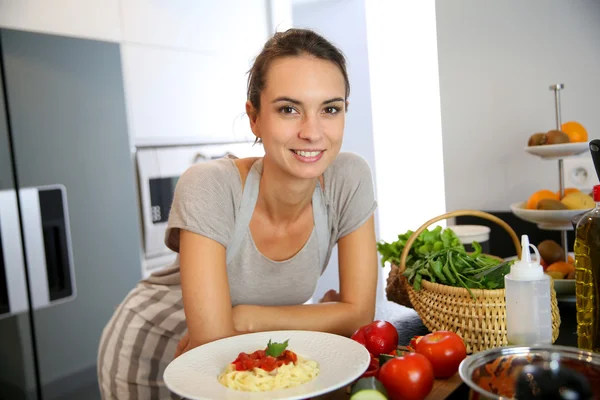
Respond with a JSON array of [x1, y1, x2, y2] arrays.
[[97, 28, 378, 400]]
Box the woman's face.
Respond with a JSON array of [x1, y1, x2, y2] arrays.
[[248, 55, 347, 180]]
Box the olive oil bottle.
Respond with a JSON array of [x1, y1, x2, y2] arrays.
[[575, 184, 600, 352]]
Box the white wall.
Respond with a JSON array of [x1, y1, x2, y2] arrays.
[[364, 0, 447, 239], [291, 0, 384, 302], [436, 0, 600, 211]]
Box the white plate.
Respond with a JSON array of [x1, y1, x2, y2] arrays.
[[524, 142, 589, 159], [505, 253, 575, 296], [510, 202, 590, 230], [163, 330, 370, 400]]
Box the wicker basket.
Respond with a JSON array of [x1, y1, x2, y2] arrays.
[[385, 210, 561, 354]]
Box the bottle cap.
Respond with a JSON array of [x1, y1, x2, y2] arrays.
[[594, 185, 600, 202], [509, 235, 545, 280]]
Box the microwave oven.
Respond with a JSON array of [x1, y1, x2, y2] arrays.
[[135, 142, 265, 277]]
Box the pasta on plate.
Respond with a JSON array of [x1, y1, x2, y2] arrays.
[[217, 339, 320, 392]]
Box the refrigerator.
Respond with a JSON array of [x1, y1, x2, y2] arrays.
[[0, 29, 142, 399]]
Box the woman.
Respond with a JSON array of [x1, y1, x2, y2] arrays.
[[97, 28, 378, 399]]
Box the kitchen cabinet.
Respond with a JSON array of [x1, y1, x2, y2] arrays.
[[120, 0, 268, 55], [0, 0, 122, 42], [122, 43, 256, 146], [0, 28, 142, 399]]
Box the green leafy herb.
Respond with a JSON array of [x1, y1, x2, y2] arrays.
[[377, 227, 515, 299], [265, 339, 289, 357], [377, 226, 462, 268]]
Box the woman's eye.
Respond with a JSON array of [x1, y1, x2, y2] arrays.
[[324, 106, 340, 115], [279, 106, 297, 115]]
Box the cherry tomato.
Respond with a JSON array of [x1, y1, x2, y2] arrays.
[[378, 352, 434, 400], [352, 320, 398, 356], [414, 331, 467, 378]]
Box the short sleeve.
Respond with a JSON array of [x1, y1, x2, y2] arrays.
[[164, 159, 238, 252], [328, 152, 378, 239]]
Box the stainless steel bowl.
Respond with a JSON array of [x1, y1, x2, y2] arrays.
[[458, 345, 600, 399]]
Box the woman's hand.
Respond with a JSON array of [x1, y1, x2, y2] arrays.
[[319, 289, 341, 303], [232, 304, 253, 333], [174, 332, 193, 358]]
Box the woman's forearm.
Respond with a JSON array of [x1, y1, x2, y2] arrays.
[[232, 302, 374, 337]]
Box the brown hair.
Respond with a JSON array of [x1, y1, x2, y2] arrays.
[[247, 28, 350, 111]]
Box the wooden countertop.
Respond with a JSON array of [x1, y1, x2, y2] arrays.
[[316, 372, 464, 400]]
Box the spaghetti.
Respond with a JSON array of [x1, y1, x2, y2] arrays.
[[217, 339, 320, 392]]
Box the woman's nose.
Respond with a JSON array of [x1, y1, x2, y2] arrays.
[[298, 115, 323, 141]]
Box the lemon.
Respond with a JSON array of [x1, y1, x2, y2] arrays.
[[561, 192, 595, 210]]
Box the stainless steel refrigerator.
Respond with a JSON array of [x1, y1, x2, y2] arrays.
[[0, 29, 142, 399]]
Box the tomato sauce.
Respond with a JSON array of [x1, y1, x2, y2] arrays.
[[231, 349, 298, 372], [472, 355, 600, 399]]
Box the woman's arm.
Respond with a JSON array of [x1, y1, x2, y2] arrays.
[[232, 216, 378, 337], [178, 229, 243, 352]]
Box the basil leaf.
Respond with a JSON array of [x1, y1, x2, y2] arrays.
[[266, 339, 289, 357]]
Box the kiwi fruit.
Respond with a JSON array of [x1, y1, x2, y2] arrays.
[[528, 132, 547, 146], [537, 199, 568, 210], [538, 240, 565, 265], [545, 130, 570, 145]]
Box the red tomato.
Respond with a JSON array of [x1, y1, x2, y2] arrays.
[[410, 335, 423, 350], [283, 350, 297, 363], [233, 360, 244, 371], [414, 331, 467, 378], [378, 352, 434, 400], [360, 352, 380, 378], [259, 355, 277, 372], [350, 326, 367, 346], [352, 320, 398, 356]]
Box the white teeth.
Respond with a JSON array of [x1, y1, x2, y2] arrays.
[[295, 150, 322, 157]]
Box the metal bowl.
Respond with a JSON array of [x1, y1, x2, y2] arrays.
[[458, 345, 600, 399]]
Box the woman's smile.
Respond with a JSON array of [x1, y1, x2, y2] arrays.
[[290, 149, 325, 163]]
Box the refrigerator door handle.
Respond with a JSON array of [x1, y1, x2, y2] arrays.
[[19, 187, 51, 310], [0, 189, 29, 318]]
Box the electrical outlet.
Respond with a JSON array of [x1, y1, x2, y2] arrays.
[[563, 156, 599, 192]]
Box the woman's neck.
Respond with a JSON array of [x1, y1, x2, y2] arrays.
[[256, 156, 317, 224]]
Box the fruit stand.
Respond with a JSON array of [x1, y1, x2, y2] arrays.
[[513, 83, 592, 260]]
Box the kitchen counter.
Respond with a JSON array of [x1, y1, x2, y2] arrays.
[[315, 300, 466, 400]]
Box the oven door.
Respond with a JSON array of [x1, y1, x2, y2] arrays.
[[136, 142, 264, 275]]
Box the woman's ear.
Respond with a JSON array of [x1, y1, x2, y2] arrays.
[[246, 101, 261, 140], [345, 100, 350, 112]]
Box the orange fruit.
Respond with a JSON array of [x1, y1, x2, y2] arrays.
[[526, 190, 559, 210], [546, 261, 575, 278], [556, 187, 580, 199], [561, 121, 588, 143]]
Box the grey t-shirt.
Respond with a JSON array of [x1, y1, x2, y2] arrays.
[[162, 152, 377, 306]]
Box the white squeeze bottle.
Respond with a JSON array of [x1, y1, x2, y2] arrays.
[[504, 234, 553, 345]]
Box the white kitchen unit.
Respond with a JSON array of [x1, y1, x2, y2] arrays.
[[120, 0, 268, 56], [121, 44, 257, 147], [0, 0, 122, 42]]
